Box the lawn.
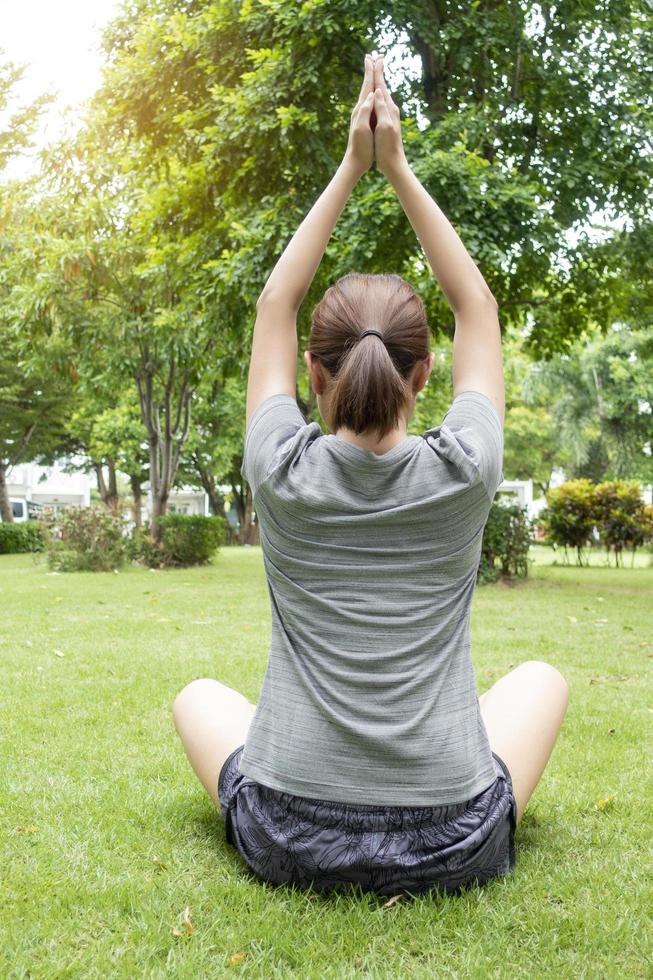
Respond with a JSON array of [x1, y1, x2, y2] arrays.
[[2, 544, 652, 978]]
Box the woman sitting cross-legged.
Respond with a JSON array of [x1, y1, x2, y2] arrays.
[[173, 51, 569, 898]]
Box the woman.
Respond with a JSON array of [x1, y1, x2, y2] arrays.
[[173, 52, 569, 897]]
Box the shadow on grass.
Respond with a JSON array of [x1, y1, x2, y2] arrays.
[[181, 803, 550, 911]]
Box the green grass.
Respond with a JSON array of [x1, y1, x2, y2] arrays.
[[2, 544, 652, 978]]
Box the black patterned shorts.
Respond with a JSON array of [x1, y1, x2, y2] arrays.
[[218, 747, 517, 897]]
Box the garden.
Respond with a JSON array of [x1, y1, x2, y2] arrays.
[[2, 541, 652, 976], [2, 0, 653, 976]]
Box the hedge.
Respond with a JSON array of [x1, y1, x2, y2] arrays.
[[0, 521, 45, 554]]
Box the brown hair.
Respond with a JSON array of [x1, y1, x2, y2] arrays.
[[308, 272, 431, 439]]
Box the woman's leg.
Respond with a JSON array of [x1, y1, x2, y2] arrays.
[[172, 679, 257, 810], [478, 660, 569, 826]]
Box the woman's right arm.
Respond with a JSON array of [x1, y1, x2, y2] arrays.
[[373, 57, 504, 424]]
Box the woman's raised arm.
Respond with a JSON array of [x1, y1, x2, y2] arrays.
[[373, 57, 504, 423]]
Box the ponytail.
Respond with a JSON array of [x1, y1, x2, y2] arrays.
[[309, 273, 431, 440]]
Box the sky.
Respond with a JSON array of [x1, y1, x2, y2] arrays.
[[0, 0, 120, 179]]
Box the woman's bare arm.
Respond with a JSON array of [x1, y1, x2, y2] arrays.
[[388, 161, 497, 313], [389, 161, 504, 424], [373, 56, 504, 423]]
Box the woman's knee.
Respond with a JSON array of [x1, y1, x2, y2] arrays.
[[172, 677, 218, 720], [514, 660, 570, 702]]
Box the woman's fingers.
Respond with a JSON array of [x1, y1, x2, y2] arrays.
[[357, 53, 374, 103], [374, 55, 400, 115], [374, 86, 393, 126]]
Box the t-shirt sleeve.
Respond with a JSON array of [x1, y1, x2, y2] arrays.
[[438, 389, 504, 500], [241, 392, 307, 497]]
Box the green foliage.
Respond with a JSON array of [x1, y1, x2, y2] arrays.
[[157, 514, 227, 567], [84, 0, 653, 359], [0, 521, 45, 554], [130, 514, 227, 568], [528, 324, 653, 486], [537, 479, 599, 565], [538, 479, 653, 567], [478, 501, 532, 584], [594, 480, 653, 567], [127, 526, 164, 568], [40, 506, 128, 572]]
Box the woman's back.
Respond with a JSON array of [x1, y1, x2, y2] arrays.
[[238, 387, 504, 807]]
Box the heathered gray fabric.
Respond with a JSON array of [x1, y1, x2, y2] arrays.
[[239, 388, 505, 806]]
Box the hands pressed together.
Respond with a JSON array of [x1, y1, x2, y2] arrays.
[[345, 51, 407, 180]]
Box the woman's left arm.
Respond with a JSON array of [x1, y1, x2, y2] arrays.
[[244, 54, 376, 427]]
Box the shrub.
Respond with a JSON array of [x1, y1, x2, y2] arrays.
[[537, 479, 599, 566], [127, 526, 164, 568], [594, 480, 653, 566], [478, 500, 532, 584], [0, 521, 45, 554], [41, 505, 128, 572], [130, 514, 227, 568]]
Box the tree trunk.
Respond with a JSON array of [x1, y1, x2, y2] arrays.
[[238, 484, 259, 545], [193, 458, 225, 518], [94, 460, 120, 515], [150, 489, 169, 544], [0, 460, 14, 522], [135, 342, 195, 546], [130, 474, 143, 529]]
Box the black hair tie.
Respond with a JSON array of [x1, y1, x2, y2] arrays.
[[359, 329, 386, 343]]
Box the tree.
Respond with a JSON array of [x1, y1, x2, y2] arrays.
[[528, 324, 653, 485], [94, 0, 652, 355], [0, 58, 61, 521], [0, 193, 77, 522]]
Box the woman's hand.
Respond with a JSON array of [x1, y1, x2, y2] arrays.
[[372, 55, 408, 180], [343, 53, 376, 177]]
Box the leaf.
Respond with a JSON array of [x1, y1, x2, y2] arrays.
[[381, 894, 404, 909], [594, 794, 616, 811], [15, 825, 39, 833], [567, 615, 578, 623], [229, 951, 248, 965], [172, 906, 194, 937], [54, 649, 65, 658]]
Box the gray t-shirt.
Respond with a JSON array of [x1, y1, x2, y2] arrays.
[[239, 388, 504, 806]]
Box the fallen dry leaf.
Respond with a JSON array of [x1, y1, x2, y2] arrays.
[[172, 906, 194, 937], [381, 894, 404, 909], [567, 615, 578, 623], [594, 794, 616, 811], [54, 650, 65, 658], [15, 825, 38, 833], [229, 951, 248, 965]]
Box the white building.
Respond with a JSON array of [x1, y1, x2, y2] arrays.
[[144, 486, 209, 519], [4, 457, 210, 523], [5, 459, 93, 520]]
